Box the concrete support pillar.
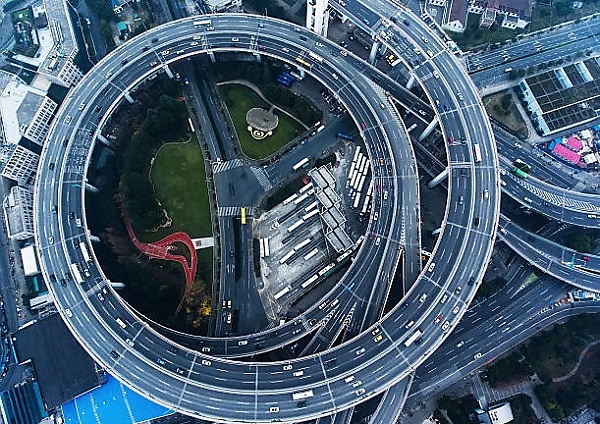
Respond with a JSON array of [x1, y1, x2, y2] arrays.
[[85, 182, 99, 193], [124, 91, 135, 104], [208, 51, 216, 62], [368, 41, 380, 65], [418, 116, 439, 141], [427, 168, 449, 188], [406, 74, 416, 90], [96, 134, 114, 149], [163, 64, 174, 79], [109, 281, 125, 289], [89, 234, 100, 243]]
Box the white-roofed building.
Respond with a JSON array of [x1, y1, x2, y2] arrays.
[[20, 245, 40, 276], [3, 185, 35, 240], [203, 0, 242, 13], [0, 143, 40, 186], [488, 402, 514, 424]]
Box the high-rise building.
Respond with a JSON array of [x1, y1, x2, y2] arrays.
[[3, 185, 35, 240], [306, 0, 329, 37]]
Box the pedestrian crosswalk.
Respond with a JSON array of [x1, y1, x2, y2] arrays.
[[218, 206, 241, 217], [212, 159, 243, 174], [250, 166, 273, 190]]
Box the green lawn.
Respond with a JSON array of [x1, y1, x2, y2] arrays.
[[220, 84, 303, 159], [150, 137, 212, 240]]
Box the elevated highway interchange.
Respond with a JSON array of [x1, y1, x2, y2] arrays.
[[34, 11, 499, 424]]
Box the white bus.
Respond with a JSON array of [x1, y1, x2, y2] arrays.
[[293, 158, 309, 170], [263, 238, 270, 257], [303, 249, 319, 262], [403, 329, 423, 347], [301, 274, 319, 287], [308, 51, 324, 63], [193, 20, 212, 27], [274, 287, 290, 300], [473, 143, 482, 163], [279, 251, 295, 265], [302, 209, 319, 221], [294, 239, 311, 252], [70, 263, 84, 284], [292, 390, 314, 401], [79, 242, 92, 263]]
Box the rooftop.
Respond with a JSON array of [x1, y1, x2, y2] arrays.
[[13, 313, 101, 409]]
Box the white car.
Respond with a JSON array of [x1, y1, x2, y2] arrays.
[[474, 352, 482, 359], [441, 321, 450, 331], [65, 308, 72, 318]]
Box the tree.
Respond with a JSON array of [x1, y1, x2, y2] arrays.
[[565, 231, 598, 253]]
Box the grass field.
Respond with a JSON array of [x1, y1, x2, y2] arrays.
[[150, 137, 212, 240], [484, 92, 528, 137], [220, 84, 303, 159]]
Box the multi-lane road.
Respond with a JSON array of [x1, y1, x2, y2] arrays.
[[33, 10, 500, 422]]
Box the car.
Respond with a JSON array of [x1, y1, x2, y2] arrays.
[[201, 347, 211, 353], [468, 277, 476, 286], [383, 191, 388, 200], [50, 274, 57, 283], [97, 292, 105, 301], [75, 219, 82, 227], [524, 197, 533, 203], [222, 300, 226, 308], [455, 286, 462, 295], [64, 308, 72, 318], [297, 401, 307, 408], [440, 294, 448, 304], [375, 237, 381, 246], [121, 58, 129, 65], [110, 350, 119, 359], [157, 357, 166, 365], [201, 359, 211, 366], [373, 334, 383, 343], [428, 262, 436, 272], [48, 236, 54, 244], [459, 195, 464, 205], [582, 256, 590, 261], [331, 73, 338, 80], [514, 142, 522, 148], [403, 19, 410, 26], [474, 352, 482, 359], [373, 211, 378, 221], [176, 49, 185, 54], [283, 364, 293, 371], [269, 406, 280, 413], [452, 305, 460, 314], [483, 190, 489, 199], [356, 388, 366, 396], [231, 37, 239, 42], [150, 61, 158, 67], [78, 103, 86, 111], [421, 36, 429, 42], [456, 341, 464, 348], [259, 45, 266, 51], [60, 278, 67, 287], [227, 299, 232, 308], [419, 293, 427, 303], [102, 286, 109, 295], [126, 338, 134, 347], [433, 315, 442, 325], [340, 50, 347, 56], [441, 321, 450, 331], [355, 347, 365, 355], [142, 46, 149, 52], [161, 50, 170, 56], [238, 340, 248, 346], [369, 231, 375, 240], [226, 312, 232, 324], [432, 70, 440, 78], [404, 320, 415, 329], [360, 122, 366, 130], [309, 318, 317, 326], [418, 109, 427, 116], [176, 368, 185, 375], [49, 162, 55, 171]]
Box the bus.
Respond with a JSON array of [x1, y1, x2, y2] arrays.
[[79, 242, 92, 263], [403, 329, 423, 347], [473, 143, 482, 163], [193, 20, 212, 27], [293, 158, 309, 170], [295, 57, 312, 69], [336, 132, 355, 141], [512, 168, 529, 179], [70, 263, 84, 284], [308, 51, 324, 63], [292, 390, 314, 401], [241, 207, 246, 225], [263, 238, 270, 257], [513, 159, 531, 173], [390, 58, 402, 67]]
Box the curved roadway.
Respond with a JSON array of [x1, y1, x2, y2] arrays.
[[34, 12, 499, 423]]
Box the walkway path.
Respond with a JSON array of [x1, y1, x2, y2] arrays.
[[217, 80, 310, 129], [552, 339, 600, 383], [123, 213, 197, 315]]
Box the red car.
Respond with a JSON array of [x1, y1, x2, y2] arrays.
[[369, 231, 375, 240], [360, 122, 366, 130], [433, 315, 442, 325]]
